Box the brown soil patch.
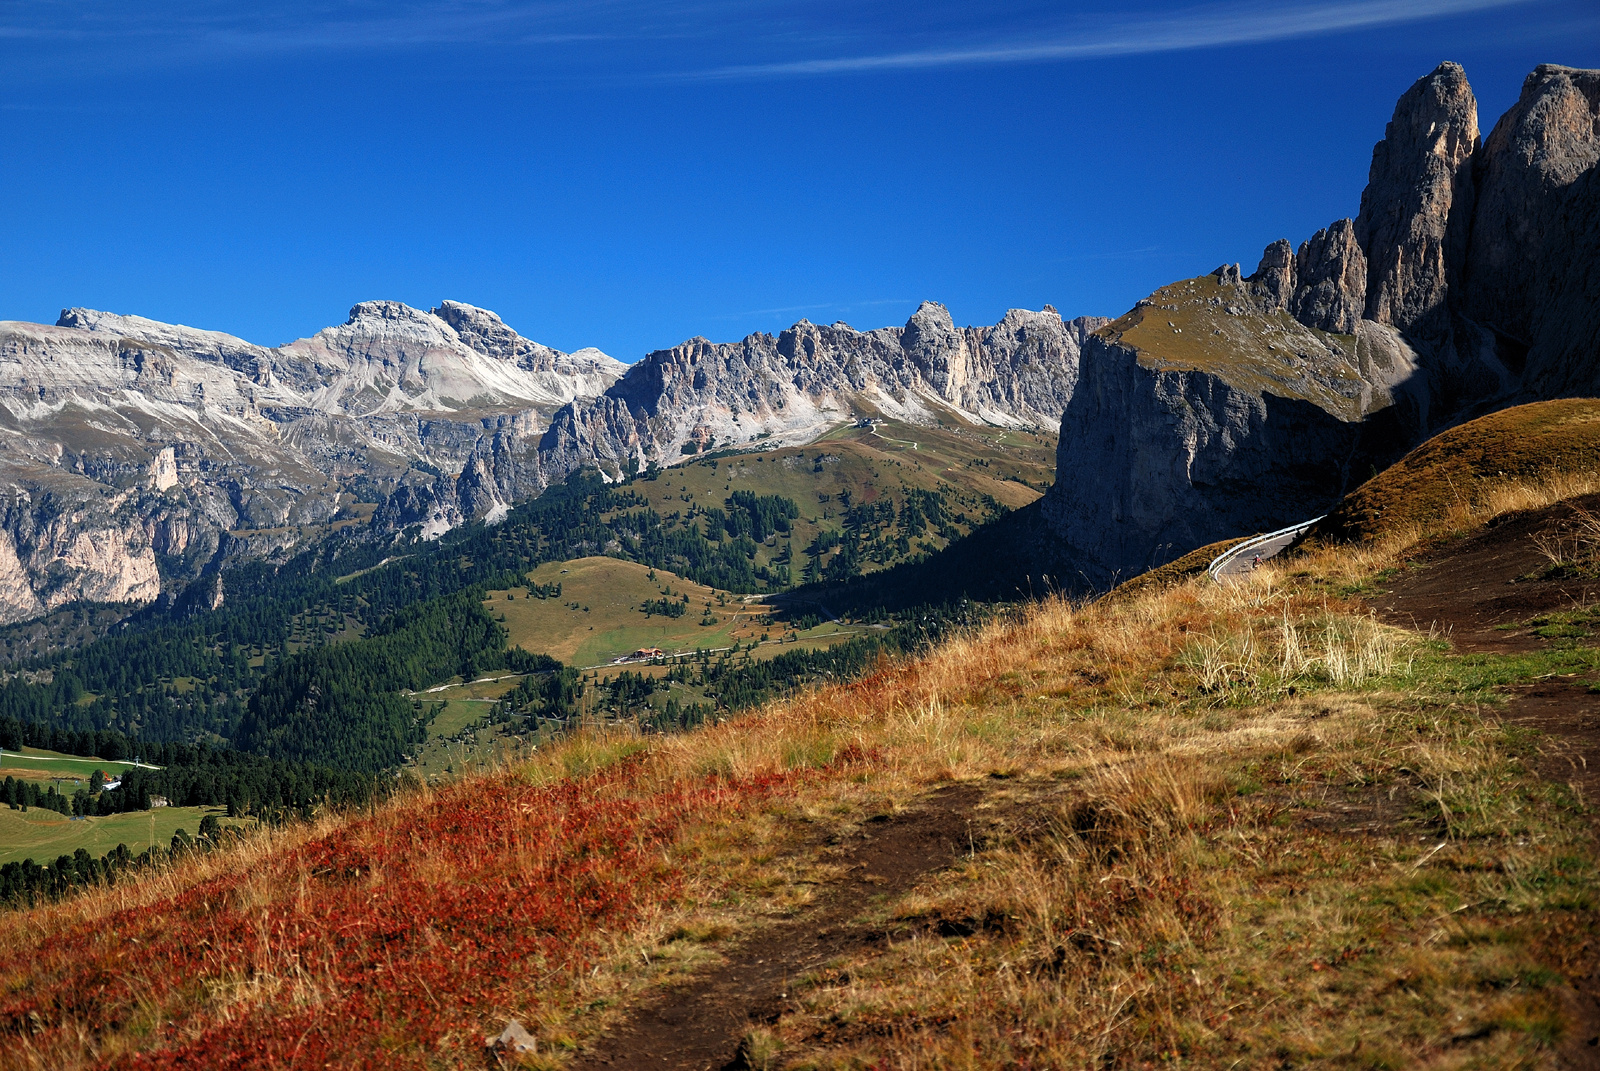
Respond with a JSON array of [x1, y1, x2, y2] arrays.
[[569, 782, 985, 1071], [1506, 679, 1600, 802], [1368, 494, 1600, 653], [1284, 779, 1423, 835]]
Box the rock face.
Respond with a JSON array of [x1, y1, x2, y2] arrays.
[[0, 301, 625, 623], [1041, 272, 1425, 586], [1355, 61, 1480, 337], [533, 303, 1105, 478], [1290, 220, 1367, 334], [1461, 65, 1600, 393], [1041, 60, 1600, 585], [1250, 240, 1297, 312]]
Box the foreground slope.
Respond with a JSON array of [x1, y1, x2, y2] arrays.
[[2, 458, 1597, 1068]]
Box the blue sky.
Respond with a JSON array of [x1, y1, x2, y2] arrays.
[[2, 1, 1596, 361]]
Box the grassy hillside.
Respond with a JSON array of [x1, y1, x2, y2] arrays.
[[620, 417, 1054, 589], [1100, 273, 1368, 419], [2, 464, 1595, 1068], [1107, 535, 1242, 599], [493, 557, 769, 666], [1319, 398, 1600, 543], [0, 747, 155, 783], [490, 557, 862, 667]]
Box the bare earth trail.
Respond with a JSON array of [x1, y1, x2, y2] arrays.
[[1366, 494, 1600, 1067], [569, 782, 985, 1071], [1368, 495, 1600, 654]]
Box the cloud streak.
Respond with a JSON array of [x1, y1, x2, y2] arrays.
[[0, 0, 1536, 83], [687, 0, 1531, 80]]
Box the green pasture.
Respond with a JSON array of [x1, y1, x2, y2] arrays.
[[0, 804, 251, 866], [0, 747, 159, 784]]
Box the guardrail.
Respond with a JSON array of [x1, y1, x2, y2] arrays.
[[1206, 515, 1326, 584]]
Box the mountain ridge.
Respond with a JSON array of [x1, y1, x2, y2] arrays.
[[0, 298, 1098, 623]]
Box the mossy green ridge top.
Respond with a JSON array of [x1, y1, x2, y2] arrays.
[[1101, 273, 1374, 421]]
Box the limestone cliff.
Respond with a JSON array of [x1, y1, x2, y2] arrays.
[[1355, 61, 1480, 339], [1041, 272, 1424, 585], [532, 303, 1105, 481], [1461, 65, 1600, 395]]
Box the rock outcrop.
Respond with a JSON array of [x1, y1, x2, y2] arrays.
[[1040, 272, 1424, 585], [1250, 240, 1297, 312], [1461, 64, 1600, 394], [1040, 60, 1600, 585], [532, 302, 1106, 478], [1289, 220, 1367, 334], [1355, 61, 1480, 337]]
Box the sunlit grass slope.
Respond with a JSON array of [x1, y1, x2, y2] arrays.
[[0, 805, 248, 867], [1101, 273, 1368, 418], [0, 747, 152, 783], [626, 418, 1054, 586], [1320, 398, 1600, 542], [0, 477, 1594, 1068], [493, 557, 769, 666]]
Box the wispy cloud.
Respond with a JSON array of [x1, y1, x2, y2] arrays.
[[688, 0, 1531, 80], [0, 0, 1536, 82], [0, 1, 636, 65]]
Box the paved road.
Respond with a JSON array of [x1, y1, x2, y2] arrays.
[[1209, 516, 1324, 584]]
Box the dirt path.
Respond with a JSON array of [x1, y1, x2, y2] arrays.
[[1368, 494, 1600, 653], [1365, 496, 1600, 1066], [570, 782, 984, 1071]]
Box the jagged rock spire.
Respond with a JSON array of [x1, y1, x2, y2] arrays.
[[1354, 61, 1480, 335]]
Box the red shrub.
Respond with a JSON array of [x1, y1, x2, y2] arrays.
[[0, 761, 797, 1069]]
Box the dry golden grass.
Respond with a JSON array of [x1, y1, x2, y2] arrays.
[[1107, 535, 1243, 601], [1323, 398, 1600, 544], [1, 513, 1595, 1067]]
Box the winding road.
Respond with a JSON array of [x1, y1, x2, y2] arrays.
[[1207, 516, 1325, 584]]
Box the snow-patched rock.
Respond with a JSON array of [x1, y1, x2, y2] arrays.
[[0, 300, 623, 623]]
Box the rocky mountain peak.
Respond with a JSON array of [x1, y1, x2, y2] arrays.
[[1461, 63, 1600, 362], [1041, 59, 1599, 589], [318, 301, 461, 354], [346, 300, 430, 325], [905, 300, 955, 332], [431, 300, 544, 364], [1355, 60, 1480, 335], [1248, 239, 1296, 311], [901, 299, 958, 349], [1290, 220, 1366, 334]]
